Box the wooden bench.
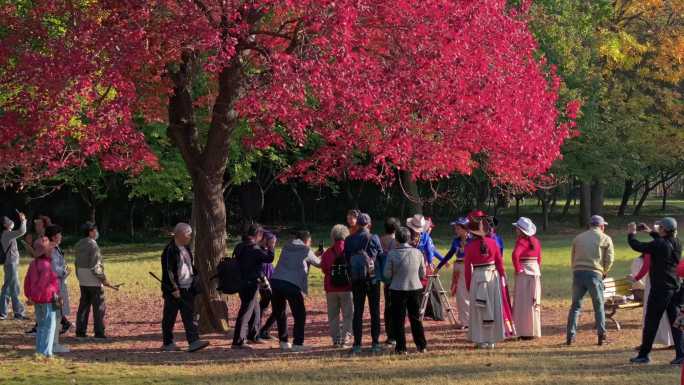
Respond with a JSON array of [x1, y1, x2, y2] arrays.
[[603, 277, 644, 330]]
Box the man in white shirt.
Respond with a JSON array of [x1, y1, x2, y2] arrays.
[[160, 223, 209, 353]]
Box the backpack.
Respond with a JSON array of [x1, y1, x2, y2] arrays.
[[349, 235, 375, 283], [330, 250, 351, 288], [0, 242, 11, 265], [214, 249, 245, 294]]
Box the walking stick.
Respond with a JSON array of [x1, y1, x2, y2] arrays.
[[149, 272, 187, 306]]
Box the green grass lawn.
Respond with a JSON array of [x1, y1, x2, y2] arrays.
[[1, 199, 683, 384]]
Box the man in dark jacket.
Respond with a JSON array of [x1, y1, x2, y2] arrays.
[[232, 223, 275, 348], [628, 217, 683, 364], [344, 213, 383, 354], [160, 223, 209, 353]]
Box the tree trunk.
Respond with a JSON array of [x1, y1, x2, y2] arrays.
[[167, 54, 243, 333], [632, 178, 652, 217], [590, 179, 604, 216], [129, 201, 136, 240], [400, 170, 422, 215], [515, 195, 522, 218], [548, 188, 559, 217], [579, 180, 591, 227], [192, 178, 230, 333], [290, 184, 306, 224], [536, 190, 550, 231], [662, 179, 668, 211], [617, 179, 634, 217], [561, 181, 574, 217]]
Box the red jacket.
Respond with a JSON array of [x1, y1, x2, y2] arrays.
[[464, 237, 505, 291], [511, 235, 542, 274], [24, 254, 59, 304], [320, 240, 351, 292]]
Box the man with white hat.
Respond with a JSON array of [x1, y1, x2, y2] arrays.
[[566, 215, 614, 346], [628, 217, 683, 364], [511, 217, 542, 339], [0, 212, 28, 320]]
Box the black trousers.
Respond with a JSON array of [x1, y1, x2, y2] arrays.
[[161, 288, 199, 346], [352, 281, 381, 346], [390, 289, 427, 352], [639, 287, 684, 358], [233, 285, 259, 346], [248, 287, 272, 339], [271, 279, 306, 345], [384, 283, 395, 342], [76, 286, 106, 337]]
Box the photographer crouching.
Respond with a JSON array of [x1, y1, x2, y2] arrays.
[[628, 218, 683, 365], [160, 223, 209, 353]]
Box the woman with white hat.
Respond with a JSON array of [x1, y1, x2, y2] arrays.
[[511, 217, 542, 339], [406, 214, 445, 321]]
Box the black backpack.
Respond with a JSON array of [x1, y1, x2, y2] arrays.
[[0, 242, 11, 265], [214, 249, 245, 294], [330, 250, 351, 287]]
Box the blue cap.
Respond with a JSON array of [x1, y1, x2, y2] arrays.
[[450, 217, 469, 227], [357, 213, 371, 226]]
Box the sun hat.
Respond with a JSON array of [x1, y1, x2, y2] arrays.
[[512, 217, 537, 237], [406, 214, 427, 233]]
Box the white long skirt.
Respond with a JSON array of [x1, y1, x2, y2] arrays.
[[453, 262, 470, 326], [513, 261, 541, 337], [468, 266, 505, 344], [631, 258, 673, 346]]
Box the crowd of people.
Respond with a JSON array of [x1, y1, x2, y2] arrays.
[[1, 214, 114, 357], [1, 208, 683, 373]]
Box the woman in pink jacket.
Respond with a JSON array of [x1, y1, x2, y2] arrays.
[[24, 236, 60, 357]]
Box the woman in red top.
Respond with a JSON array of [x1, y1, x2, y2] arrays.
[[24, 236, 59, 357], [511, 217, 542, 339], [320, 224, 353, 347], [464, 218, 507, 349]]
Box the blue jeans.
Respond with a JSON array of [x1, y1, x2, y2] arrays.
[[0, 262, 26, 317], [35, 303, 56, 357], [566, 270, 606, 339]]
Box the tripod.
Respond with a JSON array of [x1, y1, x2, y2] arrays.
[[419, 273, 458, 325]]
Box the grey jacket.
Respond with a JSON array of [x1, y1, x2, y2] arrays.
[[75, 237, 107, 287], [272, 239, 321, 295], [1, 220, 27, 265], [384, 244, 426, 291]]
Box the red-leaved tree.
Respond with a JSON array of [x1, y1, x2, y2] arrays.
[[0, 0, 575, 330]]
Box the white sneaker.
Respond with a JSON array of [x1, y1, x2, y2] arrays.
[[53, 344, 70, 353], [279, 342, 292, 351]]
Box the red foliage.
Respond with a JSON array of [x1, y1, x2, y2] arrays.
[[0, 0, 575, 187]]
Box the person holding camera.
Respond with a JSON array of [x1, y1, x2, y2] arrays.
[[23, 236, 59, 357], [232, 224, 275, 349], [384, 227, 427, 354], [1, 211, 28, 320], [628, 217, 684, 364], [160, 223, 209, 353]]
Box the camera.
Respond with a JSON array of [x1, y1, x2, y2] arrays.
[[637, 223, 647, 231]]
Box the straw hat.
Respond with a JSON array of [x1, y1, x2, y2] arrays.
[[406, 214, 428, 233]]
